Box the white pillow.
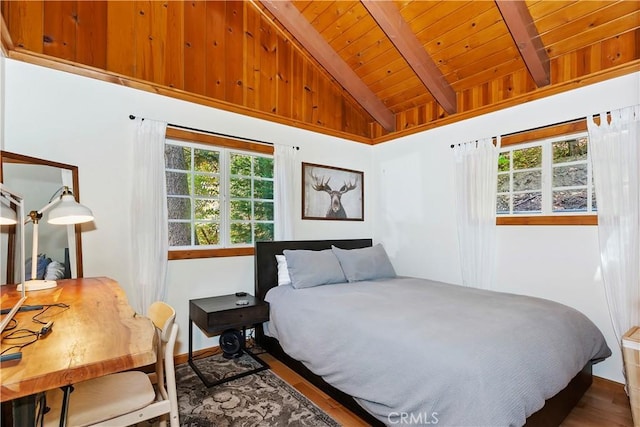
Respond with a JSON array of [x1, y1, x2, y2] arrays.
[[275, 255, 291, 286], [44, 260, 66, 281]]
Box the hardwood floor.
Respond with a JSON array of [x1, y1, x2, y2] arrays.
[[561, 376, 634, 427], [263, 353, 634, 427]]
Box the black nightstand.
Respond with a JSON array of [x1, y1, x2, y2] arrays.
[[189, 293, 269, 387]]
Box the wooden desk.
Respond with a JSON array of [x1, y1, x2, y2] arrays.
[[0, 277, 156, 403]]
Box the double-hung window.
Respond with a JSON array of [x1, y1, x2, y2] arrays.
[[497, 132, 596, 222], [165, 139, 274, 256]]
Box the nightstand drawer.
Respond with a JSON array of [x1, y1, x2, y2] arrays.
[[208, 304, 269, 332], [190, 294, 269, 336]]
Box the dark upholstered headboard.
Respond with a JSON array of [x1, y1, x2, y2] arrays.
[[254, 239, 373, 301]]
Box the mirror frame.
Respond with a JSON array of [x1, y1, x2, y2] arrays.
[[0, 151, 85, 283]]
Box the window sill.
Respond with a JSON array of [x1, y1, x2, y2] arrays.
[[497, 215, 597, 226], [169, 247, 255, 260]]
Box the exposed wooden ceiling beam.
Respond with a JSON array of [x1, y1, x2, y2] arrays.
[[0, 13, 14, 57], [259, 0, 396, 132], [495, 0, 550, 87], [362, 0, 457, 115]]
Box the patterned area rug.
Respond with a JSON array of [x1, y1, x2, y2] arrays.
[[178, 351, 341, 427]]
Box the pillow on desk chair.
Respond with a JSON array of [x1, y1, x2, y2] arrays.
[[44, 373, 156, 426]]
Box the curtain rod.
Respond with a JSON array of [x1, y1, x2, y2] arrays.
[[128, 115, 299, 150], [449, 116, 591, 149]]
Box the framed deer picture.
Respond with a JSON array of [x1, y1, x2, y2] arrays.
[[302, 162, 364, 221]]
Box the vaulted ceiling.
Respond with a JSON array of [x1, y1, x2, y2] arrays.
[[1, 1, 639, 144]]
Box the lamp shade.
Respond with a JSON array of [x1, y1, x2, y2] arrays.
[[0, 203, 17, 225], [47, 194, 94, 225]]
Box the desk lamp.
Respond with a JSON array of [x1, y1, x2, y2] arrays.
[[0, 201, 17, 225], [0, 184, 26, 333], [18, 186, 93, 292]]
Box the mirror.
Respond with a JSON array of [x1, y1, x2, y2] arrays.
[[1, 151, 84, 285]]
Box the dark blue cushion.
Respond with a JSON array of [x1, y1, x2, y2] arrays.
[[25, 254, 52, 280]]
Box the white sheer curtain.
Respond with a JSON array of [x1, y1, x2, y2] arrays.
[[274, 144, 297, 240], [588, 105, 640, 347], [453, 137, 500, 289], [131, 118, 168, 314]]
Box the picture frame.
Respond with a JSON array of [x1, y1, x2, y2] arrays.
[[302, 162, 364, 221]]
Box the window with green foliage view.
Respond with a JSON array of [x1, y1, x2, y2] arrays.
[[165, 141, 274, 249], [497, 133, 595, 216]]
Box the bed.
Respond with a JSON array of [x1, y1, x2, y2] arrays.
[[254, 239, 611, 426]]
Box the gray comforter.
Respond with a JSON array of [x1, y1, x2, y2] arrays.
[[264, 277, 611, 427]]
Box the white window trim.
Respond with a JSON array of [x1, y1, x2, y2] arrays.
[[165, 139, 274, 250], [226, 148, 275, 248], [498, 131, 594, 217]]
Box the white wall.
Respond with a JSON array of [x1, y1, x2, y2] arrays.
[[3, 59, 373, 354], [0, 52, 5, 150], [0, 54, 6, 283], [373, 72, 640, 383]]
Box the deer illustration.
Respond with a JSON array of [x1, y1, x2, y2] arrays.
[[311, 173, 358, 218]]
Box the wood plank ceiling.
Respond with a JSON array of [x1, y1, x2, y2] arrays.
[[1, 1, 639, 144]]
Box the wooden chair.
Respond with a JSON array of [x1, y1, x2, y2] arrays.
[[44, 301, 180, 427]]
